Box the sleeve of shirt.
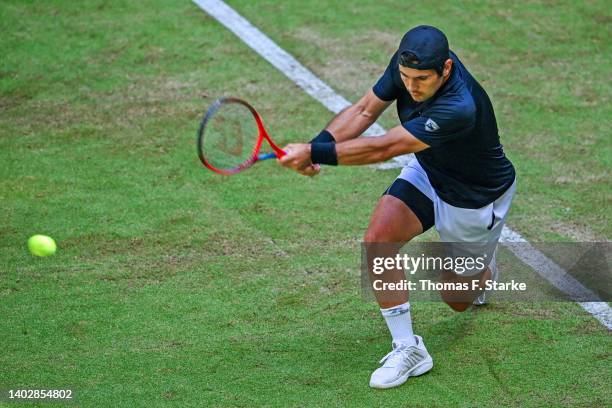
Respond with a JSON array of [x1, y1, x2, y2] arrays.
[[372, 52, 400, 102], [402, 100, 475, 148]]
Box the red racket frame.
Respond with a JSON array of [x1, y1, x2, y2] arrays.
[[197, 97, 286, 175]]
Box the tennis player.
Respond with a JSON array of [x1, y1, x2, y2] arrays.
[[279, 25, 516, 389]]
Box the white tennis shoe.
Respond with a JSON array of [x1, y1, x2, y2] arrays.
[[474, 249, 498, 306], [369, 335, 433, 389]]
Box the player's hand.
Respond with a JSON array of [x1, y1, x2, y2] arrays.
[[298, 163, 321, 177], [278, 143, 317, 175]]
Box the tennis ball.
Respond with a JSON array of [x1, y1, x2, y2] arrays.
[[27, 234, 57, 257]]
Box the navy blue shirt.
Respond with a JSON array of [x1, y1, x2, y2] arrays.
[[373, 51, 515, 208]]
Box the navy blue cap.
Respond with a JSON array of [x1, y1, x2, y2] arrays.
[[398, 25, 449, 70]]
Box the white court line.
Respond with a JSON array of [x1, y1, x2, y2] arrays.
[[501, 228, 611, 328], [192, 0, 612, 329]]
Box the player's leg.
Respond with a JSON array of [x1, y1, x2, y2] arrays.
[[436, 179, 517, 311], [365, 178, 434, 339], [364, 194, 423, 309], [366, 176, 435, 389], [473, 248, 497, 306], [440, 266, 492, 311]]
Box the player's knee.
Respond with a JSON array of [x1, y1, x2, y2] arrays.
[[443, 300, 471, 312], [363, 230, 380, 243], [363, 227, 388, 243], [364, 226, 417, 244], [440, 289, 472, 312]]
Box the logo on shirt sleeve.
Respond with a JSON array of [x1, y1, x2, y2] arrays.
[[424, 118, 440, 132]]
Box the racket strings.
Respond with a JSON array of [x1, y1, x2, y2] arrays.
[[201, 101, 258, 171]]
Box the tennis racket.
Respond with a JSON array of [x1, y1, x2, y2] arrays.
[[197, 96, 286, 175]]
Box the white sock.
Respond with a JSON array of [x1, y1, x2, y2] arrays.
[[380, 302, 416, 346]]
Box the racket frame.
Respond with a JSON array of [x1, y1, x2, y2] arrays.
[[197, 97, 286, 175]]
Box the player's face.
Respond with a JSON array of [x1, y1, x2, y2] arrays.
[[398, 59, 452, 102]]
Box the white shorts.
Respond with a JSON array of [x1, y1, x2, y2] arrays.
[[386, 160, 517, 275]]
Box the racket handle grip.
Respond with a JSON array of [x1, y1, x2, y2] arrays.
[[257, 152, 279, 161]]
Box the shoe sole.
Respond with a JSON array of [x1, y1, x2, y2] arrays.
[[369, 356, 433, 389]]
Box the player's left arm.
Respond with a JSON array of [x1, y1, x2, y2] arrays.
[[335, 125, 428, 164], [280, 99, 475, 172], [279, 126, 429, 170]]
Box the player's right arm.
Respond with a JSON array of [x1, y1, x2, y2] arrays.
[[320, 89, 392, 142]]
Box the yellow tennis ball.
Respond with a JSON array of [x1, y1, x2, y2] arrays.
[[28, 234, 57, 257]]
